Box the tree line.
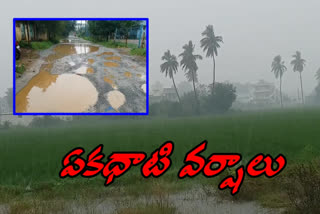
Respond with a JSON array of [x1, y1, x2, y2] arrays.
[[86, 21, 141, 47], [21, 21, 76, 43], [271, 52, 320, 107], [158, 25, 230, 115]]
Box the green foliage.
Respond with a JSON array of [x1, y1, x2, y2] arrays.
[[200, 25, 223, 58], [15, 64, 25, 74], [203, 83, 237, 113], [18, 41, 31, 48], [87, 20, 141, 42], [130, 48, 146, 56], [271, 55, 287, 79], [30, 41, 54, 50], [33, 21, 75, 41]]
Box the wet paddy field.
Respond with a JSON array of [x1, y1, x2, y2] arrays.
[[15, 36, 146, 113]]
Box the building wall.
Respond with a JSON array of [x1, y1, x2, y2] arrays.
[[15, 22, 48, 42]]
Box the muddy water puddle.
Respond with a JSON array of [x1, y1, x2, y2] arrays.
[[16, 71, 98, 112], [88, 59, 95, 64], [104, 62, 119, 67], [97, 52, 113, 56], [124, 72, 132, 78], [46, 44, 99, 62], [105, 56, 121, 61], [104, 77, 117, 89]]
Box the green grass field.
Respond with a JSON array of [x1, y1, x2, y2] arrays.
[[0, 109, 319, 213]]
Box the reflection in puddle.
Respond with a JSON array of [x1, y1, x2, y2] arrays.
[[46, 44, 99, 62], [105, 56, 121, 61], [75, 44, 99, 54], [106, 90, 126, 111], [104, 62, 119, 67], [124, 72, 132, 78], [104, 77, 117, 89], [88, 59, 95, 64], [141, 84, 146, 93], [16, 72, 98, 112], [97, 52, 113, 56]]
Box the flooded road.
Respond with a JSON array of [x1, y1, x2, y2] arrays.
[[15, 36, 146, 113]]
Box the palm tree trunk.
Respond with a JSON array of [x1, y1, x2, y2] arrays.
[[172, 77, 181, 103], [212, 56, 216, 91], [299, 72, 304, 104], [280, 76, 283, 108], [192, 70, 199, 113]]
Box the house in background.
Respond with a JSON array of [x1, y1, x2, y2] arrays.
[[251, 80, 277, 104], [15, 21, 48, 42]]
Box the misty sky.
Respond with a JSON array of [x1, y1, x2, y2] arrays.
[[1, 0, 319, 97]]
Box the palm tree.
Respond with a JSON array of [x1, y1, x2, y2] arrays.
[[316, 67, 320, 82], [179, 41, 202, 110], [291, 51, 306, 104], [200, 25, 223, 90], [271, 55, 287, 108], [160, 50, 181, 103]]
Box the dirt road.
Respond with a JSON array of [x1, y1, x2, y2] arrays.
[[15, 36, 147, 113]]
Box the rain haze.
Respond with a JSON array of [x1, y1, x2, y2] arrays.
[[1, 0, 319, 97]]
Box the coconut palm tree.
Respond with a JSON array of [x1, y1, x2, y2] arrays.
[[179, 41, 202, 110], [316, 67, 320, 82], [200, 25, 223, 90], [160, 50, 181, 103], [271, 55, 287, 108], [291, 51, 306, 104]]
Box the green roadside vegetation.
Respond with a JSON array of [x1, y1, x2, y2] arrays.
[[15, 63, 25, 74], [82, 36, 146, 57], [0, 109, 320, 213], [19, 41, 55, 50]]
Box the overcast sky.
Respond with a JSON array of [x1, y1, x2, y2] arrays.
[[1, 0, 319, 97]]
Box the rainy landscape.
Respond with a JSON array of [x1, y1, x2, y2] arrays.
[[14, 20, 147, 113], [1, 0, 320, 213]]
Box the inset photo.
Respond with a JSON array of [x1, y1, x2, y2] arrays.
[[14, 18, 148, 115]]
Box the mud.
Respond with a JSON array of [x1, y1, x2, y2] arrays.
[[104, 62, 119, 67], [88, 59, 95, 64], [97, 52, 113, 56], [105, 56, 121, 61], [104, 77, 117, 89], [87, 68, 94, 74], [124, 72, 132, 78], [16, 72, 98, 113]]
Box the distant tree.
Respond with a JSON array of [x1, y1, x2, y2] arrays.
[[179, 41, 202, 112], [271, 55, 287, 108], [204, 82, 236, 113], [119, 21, 141, 47], [200, 25, 223, 90], [160, 50, 181, 103], [316, 67, 320, 82], [291, 51, 306, 104]]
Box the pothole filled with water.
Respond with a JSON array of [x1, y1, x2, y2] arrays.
[[16, 72, 98, 113]]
